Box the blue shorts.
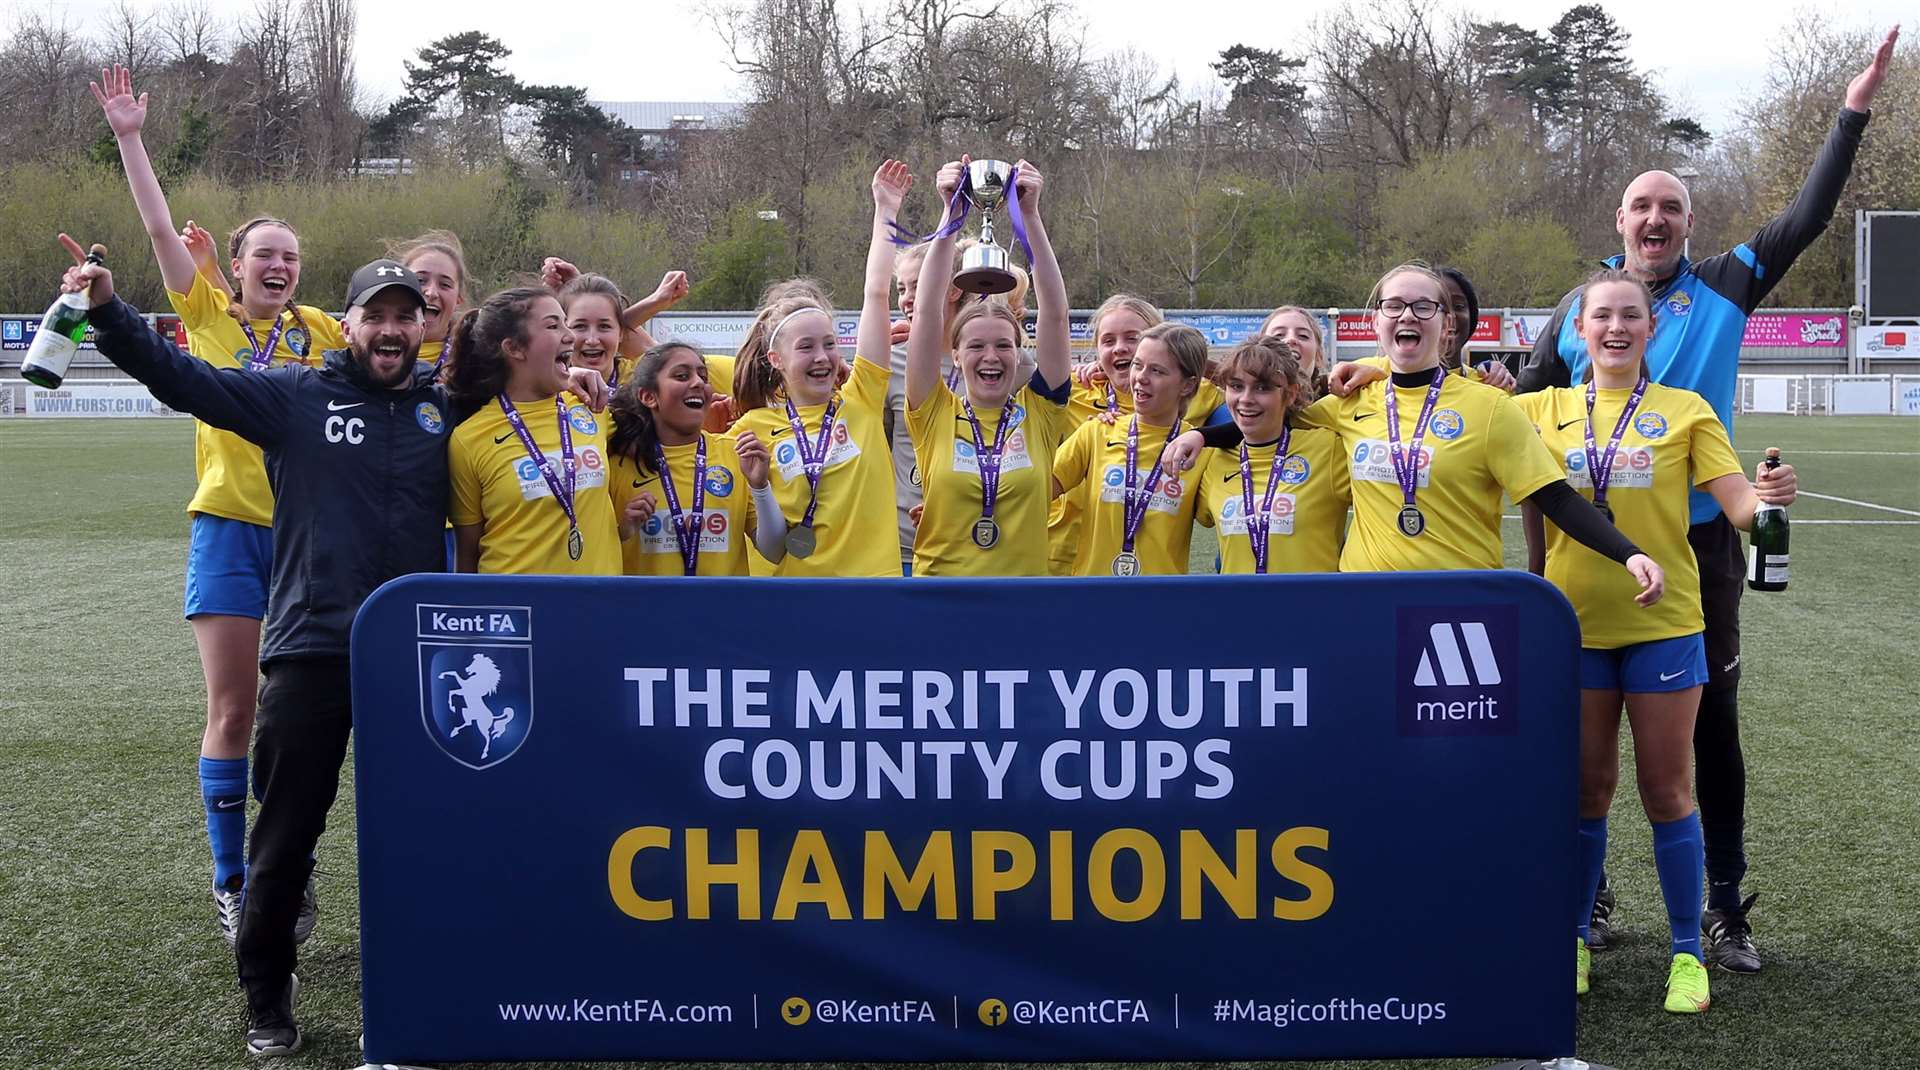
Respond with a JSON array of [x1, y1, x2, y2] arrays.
[[1580, 633, 1708, 693], [445, 529, 458, 572], [183, 514, 272, 620]]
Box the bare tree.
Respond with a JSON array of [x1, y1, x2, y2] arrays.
[[158, 0, 223, 64], [299, 0, 359, 175], [98, 0, 162, 75]]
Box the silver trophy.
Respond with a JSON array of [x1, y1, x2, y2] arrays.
[[953, 159, 1018, 295]]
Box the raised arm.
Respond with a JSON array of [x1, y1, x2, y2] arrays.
[[89, 65, 196, 295], [1013, 159, 1068, 391], [906, 159, 964, 410], [862, 160, 914, 382], [63, 241, 288, 447], [619, 271, 691, 355], [1720, 28, 1895, 311]]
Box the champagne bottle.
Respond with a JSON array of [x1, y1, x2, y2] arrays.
[[18, 244, 107, 390], [1747, 446, 1789, 592]]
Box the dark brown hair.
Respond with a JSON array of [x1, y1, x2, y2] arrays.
[[1216, 337, 1311, 421], [608, 341, 707, 472], [446, 287, 552, 409]]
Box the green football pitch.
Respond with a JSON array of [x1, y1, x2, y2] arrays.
[[1, 415, 1915, 1069]]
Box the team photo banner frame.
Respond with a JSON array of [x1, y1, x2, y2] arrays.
[[351, 573, 1578, 1064]]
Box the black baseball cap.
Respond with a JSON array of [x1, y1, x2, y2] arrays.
[[344, 259, 426, 311]]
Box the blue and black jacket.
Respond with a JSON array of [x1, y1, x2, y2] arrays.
[[92, 296, 454, 664], [1518, 107, 1871, 524]]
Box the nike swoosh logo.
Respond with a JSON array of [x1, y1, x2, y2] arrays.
[[326, 400, 364, 411], [1354, 412, 1375, 422], [1558, 418, 1582, 430], [494, 432, 515, 444], [215, 799, 244, 811], [1659, 670, 1687, 682]]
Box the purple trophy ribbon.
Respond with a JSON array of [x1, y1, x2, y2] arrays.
[[1584, 375, 1648, 514]]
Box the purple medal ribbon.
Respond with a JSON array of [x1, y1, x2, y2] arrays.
[[1584, 376, 1648, 514], [887, 165, 1035, 264], [1120, 415, 1177, 554], [1383, 366, 1447, 512], [652, 435, 707, 576], [963, 396, 1018, 521], [239, 316, 288, 371], [1237, 423, 1293, 575], [497, 395, 579, 541], [1104, 381, 1120, 417], [784, 395, 842, 531]]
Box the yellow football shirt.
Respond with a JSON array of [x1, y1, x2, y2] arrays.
[[1357, 354, 1498, 387], [1312, 371, 1562, 572], [608, 434, 758, 577], [728, 355, 897, 577], [167, 273, 344, 526], [1195, 425, 1351, 574], [1046, 377, 1222, 574], [417, 339, 444, 373], [1052, 415, 1200, 576], [1514, 383, 1741, 648], [448, 392, 623, 575], [907, 383, 1070, 576]]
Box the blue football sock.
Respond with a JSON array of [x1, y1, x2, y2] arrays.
[[1577, 817, 1608, 941], [1652, 812, 1706, 960], [199, 756, 248, 888]]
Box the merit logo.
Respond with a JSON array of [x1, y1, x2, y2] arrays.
[[1396, 605, 1518, 737]]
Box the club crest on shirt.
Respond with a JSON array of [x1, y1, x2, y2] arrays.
[[1350, 440, 1431, 488], [1278, 455, 1312, 484], [286, 327, 310, 357], [704, 464, 735, 497], [1562, 446, 1655, 490], [1633, 412, 1669, 439], [1664, 291, 1692, 318], [415, 402, 445, 435], [567, 405, 598, 435], [1428, 409, 1465, 441], [234, 347, 256, 365]]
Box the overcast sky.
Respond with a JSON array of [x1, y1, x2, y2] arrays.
[[28, 0, 1906, 137]]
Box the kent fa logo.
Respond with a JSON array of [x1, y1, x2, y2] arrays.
[[1396, 604, 1518, 737], [417, 604, 535, 769], [422, 647, 534, 768]]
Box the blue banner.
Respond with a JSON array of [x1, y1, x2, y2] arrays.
[[352, 573, 1578, 1064]]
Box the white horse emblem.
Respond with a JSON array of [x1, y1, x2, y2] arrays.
[[440, 654, 516, 760]]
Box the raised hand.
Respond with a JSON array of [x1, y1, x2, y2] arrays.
[[735, 430, 770, 489], [89, 64, 148, 139], [1846, 25, 1900, 113], [649, 270, 690, 308], [1327, 360, 1387, 397], [58, 235, 114, 306], [936, 156, 969, 205], [541, 257, 580, 291], [1012, 158, 1044, 215], [872, 159, 913, 217]]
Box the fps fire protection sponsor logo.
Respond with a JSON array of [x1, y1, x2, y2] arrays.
[[1395, 605, 1518, 737], [418, 605, 535, 769]]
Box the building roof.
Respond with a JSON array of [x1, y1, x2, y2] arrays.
[[589, 101, 746, 132]]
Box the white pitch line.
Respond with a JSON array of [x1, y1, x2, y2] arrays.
[[1738, 450, 1920, 456], [1498, 515, 1920, 525], [1796, 491, 1920, 517]]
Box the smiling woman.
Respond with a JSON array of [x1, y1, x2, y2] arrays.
[[446, 287, 623, 576]]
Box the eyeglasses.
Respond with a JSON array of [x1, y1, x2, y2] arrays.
[[1376, 299, 1442, 320]]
